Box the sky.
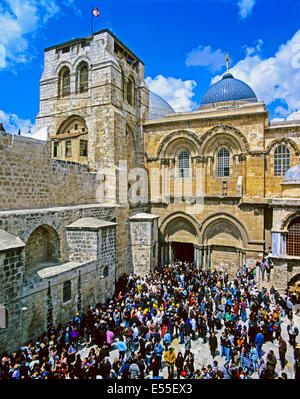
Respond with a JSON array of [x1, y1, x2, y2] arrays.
[[1, 0, 300, 135]]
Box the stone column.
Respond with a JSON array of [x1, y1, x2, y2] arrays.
[[168, 242, 172, 264], [207, 246, 211, 268], [194, 245, 197, 266], [198, 247, 202, 268], [203, 246, 207, 269], [160, 245, 164, 266]]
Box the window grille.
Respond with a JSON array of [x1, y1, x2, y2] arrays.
[[274, 145, 290, 176], [217, 148, 230, 177], [178, 151, 190, 178], [287, 217, 300, 256]]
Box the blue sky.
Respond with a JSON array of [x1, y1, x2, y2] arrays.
[[1, 0, 300, 134]]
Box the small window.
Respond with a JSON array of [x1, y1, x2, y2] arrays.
[[217, 148, 230, 177], [178, 151, 190, 178], [79, 140, 88, 157], [63, 281, 71, 303], [53, 142, 59, 158], [103, 266, 109, 278], [153, 244, 156, 258], [65, 140, 72, 157], [274, 144, 290, 176], [74, 124, 78, 130]]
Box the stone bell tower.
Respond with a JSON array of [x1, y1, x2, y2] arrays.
[[36, 28, 149, 173]]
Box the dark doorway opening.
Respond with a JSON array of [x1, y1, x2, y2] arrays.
[[173, 242, 194, 263]]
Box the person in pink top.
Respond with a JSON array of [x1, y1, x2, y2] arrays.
[[106, 329, 115, 349]]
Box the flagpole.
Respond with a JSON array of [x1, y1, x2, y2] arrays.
[[91, 5, 93, 35]]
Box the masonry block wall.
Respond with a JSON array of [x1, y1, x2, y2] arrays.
[[129, 214, 159, 277]]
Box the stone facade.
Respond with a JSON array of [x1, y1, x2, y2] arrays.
[[1, 28, 300, 352], [143, 105, 300, 279]]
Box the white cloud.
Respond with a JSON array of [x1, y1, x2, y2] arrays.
[[186, 45, 226, 72], [0, 109, 35, 135], [0, 44, 6, 68], [237, 0, 256, 19], [0, 0, 78, 68], [146, 75, 197, 112], [211, 29, 300, 120], [286, 110, 300, 121]]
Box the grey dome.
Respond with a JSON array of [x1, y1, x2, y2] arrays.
[[149, 91, 175, 120], [283, 164, 300, 183], [200, 72, 257, 106]]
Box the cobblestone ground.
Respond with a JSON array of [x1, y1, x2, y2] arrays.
[[77, 305, 300, 380]]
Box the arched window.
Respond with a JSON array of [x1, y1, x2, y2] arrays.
[[127, 76, 135, 105], [287, 216, 300, 256], [274, 144, 290, 176], [58, 67, 71, 97], [76, 62, 88, 93], [217, 148, 230, 177], [63, 281, 71, 303], [178, 151, 190, 178]]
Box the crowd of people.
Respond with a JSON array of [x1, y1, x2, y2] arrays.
[[0, 257, 299, 380]]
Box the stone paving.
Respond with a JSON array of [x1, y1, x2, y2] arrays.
[[77, 305, 300, 380]]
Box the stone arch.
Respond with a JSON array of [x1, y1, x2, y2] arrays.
[[25, 224, 60, 275], [56, 115, 88, 135], [200, 124, 250, 155], [73, 56, 91, 71], [157, 130, 201, 158], [280, 212, 300, 231], [266, 137, 300, 156], [200, 213, 249, 247], [159, 211, 201, 244], [55, 61, 72, 76]]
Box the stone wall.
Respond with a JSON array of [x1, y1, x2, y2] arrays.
[[0, 131, 101, 211], [129, 214, 159, 277], [0, 220, 117, 352], [66, 230, 98, 263]]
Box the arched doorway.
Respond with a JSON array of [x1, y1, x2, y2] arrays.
[[25, 225, 60, 275], [161, 214, 199, 265], [202, 216, 246, 276]]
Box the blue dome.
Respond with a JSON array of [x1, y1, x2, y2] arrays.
[[149, 91, 175, 120], [283, 164, 300, 183], [200, 72, 257, 106]]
